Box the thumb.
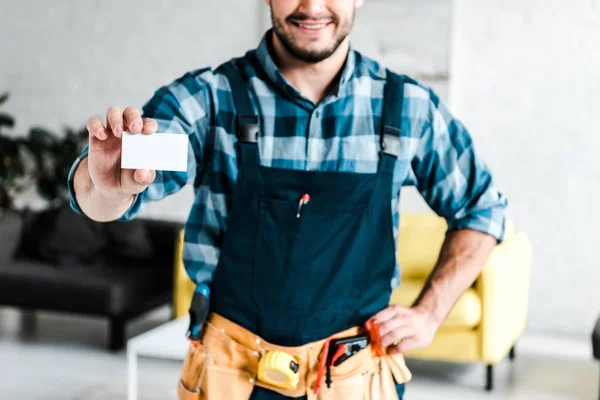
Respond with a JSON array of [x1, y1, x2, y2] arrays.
[[122, 168, 156, 194]]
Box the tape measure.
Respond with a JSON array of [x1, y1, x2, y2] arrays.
[[257, 351, 300, 389]]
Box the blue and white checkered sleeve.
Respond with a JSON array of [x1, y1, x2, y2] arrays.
[[412, 89, 508, 243], [67, 146, 90, 215], [67, 72, 210, 220]]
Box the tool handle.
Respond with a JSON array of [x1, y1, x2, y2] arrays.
[[331, 344, 348, 366], [327, 344, 349, 388], [187, 284, 210, 341], [366, 319, 385, 357], [313, 338, 330, 395]]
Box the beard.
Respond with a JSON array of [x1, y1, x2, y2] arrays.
[[271, 9, 354, 63]]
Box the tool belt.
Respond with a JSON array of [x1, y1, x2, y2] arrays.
[[178, 312, 412, 400]]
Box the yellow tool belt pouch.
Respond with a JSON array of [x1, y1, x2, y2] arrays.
[[177, 312, 412, 400]]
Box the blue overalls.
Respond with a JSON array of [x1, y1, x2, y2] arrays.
[[209, 55, 406, 399]]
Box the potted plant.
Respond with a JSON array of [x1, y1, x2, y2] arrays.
[[0, 93, 30, 211], [0, 92, 88, 212]]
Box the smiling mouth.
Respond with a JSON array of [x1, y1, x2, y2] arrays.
[[289, 20, 333, 30]]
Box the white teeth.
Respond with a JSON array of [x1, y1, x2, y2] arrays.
[[297, 23, 327, 30]]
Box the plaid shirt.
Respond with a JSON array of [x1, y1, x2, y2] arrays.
[[68, 33, 507, 291]]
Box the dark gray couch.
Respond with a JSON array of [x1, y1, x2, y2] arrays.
[[0, 207, 183, 350]]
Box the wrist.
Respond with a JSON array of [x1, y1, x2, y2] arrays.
[[74, 156, 94, 195], [76, 156, 133, 205], [413, 302, 445, 328], [91, 185, 134, 207]]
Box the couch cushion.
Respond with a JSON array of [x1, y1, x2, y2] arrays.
[[397, 214, 447, 279], [14, 205, 155, 266], [390, 279, 482, 330], [0, 209, 23, 262], [0, 260, 171, 315], [397, 214, 516, 279]]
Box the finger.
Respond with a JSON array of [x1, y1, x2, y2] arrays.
[[121, 168, 156, 194], [369, 307, 397, 325], [141, 118, 158, 134], [106, 106, 123, 138], [370, 304, 410, 324], [378, 315, 409, 338], [382, 326, 415, 348], [123, 106, 143, 134], [392, 337, 420, 354], [87, 116, 107, 140]]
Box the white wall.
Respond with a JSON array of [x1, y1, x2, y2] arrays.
[[450, 0, 600, 338], [1, 0, 263, 133]]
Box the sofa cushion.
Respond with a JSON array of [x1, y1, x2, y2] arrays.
[[390, 278, 482, 330], [0, 209, 23, 262], [14, 205, 155, 266], [397, 214, 447, 279], [397, 214, 516, 279], [0, 259, 171, 315]]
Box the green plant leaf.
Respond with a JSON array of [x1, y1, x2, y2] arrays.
[[0, 113, 15, 128], [28, 126, 59, 148]]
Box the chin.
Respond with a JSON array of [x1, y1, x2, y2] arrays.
[[293, 37, 335, 51]]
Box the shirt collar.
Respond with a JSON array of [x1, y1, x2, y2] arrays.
[[253, 30, 357, 104]]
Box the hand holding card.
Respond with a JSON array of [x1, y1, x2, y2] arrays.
[[86, 106, 161, 199], [82, 105, 189, 221]]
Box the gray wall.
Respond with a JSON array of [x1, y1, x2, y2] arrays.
[[2, 1, 593, 338], [450, 0, 600, 338]]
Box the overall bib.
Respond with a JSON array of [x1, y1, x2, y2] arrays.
[[187, 55, 408, 399]]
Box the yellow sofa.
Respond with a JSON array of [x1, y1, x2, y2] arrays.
[[390, 214, 532, 390], [173, 229, 194, 321], [172, 213, 532, 391]]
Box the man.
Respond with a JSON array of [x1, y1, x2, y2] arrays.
[[68, 0, 507, 399]]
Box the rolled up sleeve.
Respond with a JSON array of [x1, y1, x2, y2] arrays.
[[67, 71, 211, 221], [67, 146, 89, 215], [412, 89, 508, 243]]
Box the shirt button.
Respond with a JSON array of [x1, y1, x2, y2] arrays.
[[315, 110, 321, 118]]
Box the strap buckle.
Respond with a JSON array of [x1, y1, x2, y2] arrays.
[[237, 114, 259, 143], [381, 125, 400, 157]]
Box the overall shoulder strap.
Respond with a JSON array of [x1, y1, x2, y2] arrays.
[[216, 58, 259, 143], [380, 70, 406, 158]]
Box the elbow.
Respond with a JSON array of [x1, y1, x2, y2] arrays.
[[446, 195, 508, 245]]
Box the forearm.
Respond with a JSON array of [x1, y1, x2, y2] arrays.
[[73, 156, 134, 222], [412, 228, 498, 325]]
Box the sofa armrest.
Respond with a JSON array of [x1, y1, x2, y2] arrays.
[[592, 316, 600, 360], [476, 230, 533, 363], [172, 229, 196, 319]]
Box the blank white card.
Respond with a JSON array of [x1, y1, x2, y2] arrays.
[[121, 132, 189, 172]]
